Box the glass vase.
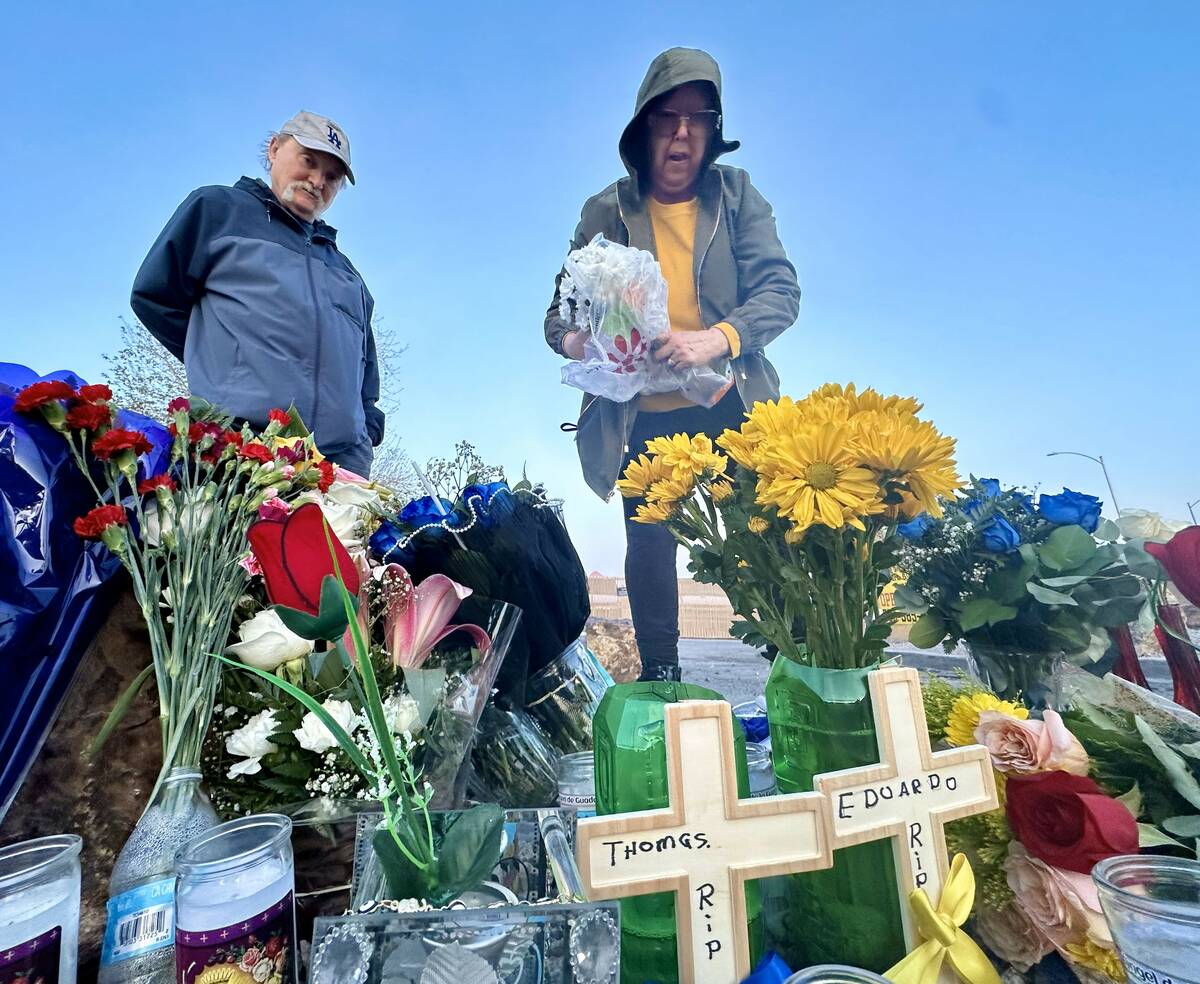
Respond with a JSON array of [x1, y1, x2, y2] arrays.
[[764, 657, 906, 972], [0, 834, 83, 984], [174, 814, 297, 984], [525, 637, 614, 755], [963, 641, 1064, 710], [97, 766, 218, 984]]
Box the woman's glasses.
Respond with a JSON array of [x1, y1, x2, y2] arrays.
[[646, 110, 721, 138]]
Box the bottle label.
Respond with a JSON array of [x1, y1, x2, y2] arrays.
[[0, 925, 62, 983], [100, 877, 176, 965], [560, 792, 596, 819], [1123, 957, 1200, 984], [176, 890, 296, 984]]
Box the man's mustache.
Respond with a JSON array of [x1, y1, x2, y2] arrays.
[[282, 181, 326, 211]]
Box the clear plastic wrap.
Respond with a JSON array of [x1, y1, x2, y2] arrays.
[[558, 235, 732, 406]]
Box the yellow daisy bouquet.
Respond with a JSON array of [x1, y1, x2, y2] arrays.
[[617, 383, 960, 669]]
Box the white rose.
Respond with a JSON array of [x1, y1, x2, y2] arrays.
[[225, 609, 313, 671], [252, 959, 272, 982], [1118, 509, 1188, 543], [293, 698, 359, 753], [322, 481, 384, 511], [225, 709, 279, 777], [383, 693, 422, 736]]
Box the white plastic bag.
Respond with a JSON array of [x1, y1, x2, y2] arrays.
[[558, 235, 732, 406]]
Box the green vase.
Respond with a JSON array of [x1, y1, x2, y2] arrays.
[[594, 681, 763, 984], [764, 657, 907, 972]]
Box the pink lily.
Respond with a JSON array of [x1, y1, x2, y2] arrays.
[[379, 564, 491, 669]]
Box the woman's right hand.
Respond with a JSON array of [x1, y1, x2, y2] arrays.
[[562, 330, 589, 360]]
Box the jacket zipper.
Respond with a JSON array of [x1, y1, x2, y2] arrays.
[[303, 236, 324, 427]]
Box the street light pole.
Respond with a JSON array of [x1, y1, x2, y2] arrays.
[[1188, 498, 1200, 525], [1046, 450, 1123, 518]]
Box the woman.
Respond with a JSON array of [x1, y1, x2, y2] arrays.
[[544, 47, 800, 681]]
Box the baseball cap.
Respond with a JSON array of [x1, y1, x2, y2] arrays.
[[278, 110, 356, 184]]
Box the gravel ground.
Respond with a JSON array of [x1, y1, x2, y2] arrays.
[[680, 638, 1174, 706]]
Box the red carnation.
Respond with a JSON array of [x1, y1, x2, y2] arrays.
[[239, 443, 275, 464], [167, 397, 190, 413], [247, 502, 360, 616], [221, 429, 244, 448], [137, 473, 177, 495], [14, 379, 76, 412], [77, 383, 113, 402], [1146, 526, 1200, 608], [317, 460, 336, 493], [268, 408, 292, 427], [91, 428, 153, 460], [1006, 771, 1138, 874], [73, 504, 128, 540], [65, 401, 112, 431]]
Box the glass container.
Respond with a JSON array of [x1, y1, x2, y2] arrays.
[[0, 834, 82, 984]]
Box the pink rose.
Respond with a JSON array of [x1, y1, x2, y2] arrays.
[[1003, 842, 1109, 949], [973, 901, 1053, 972], [974, 709, 1089, 776], [239, 946, 262, 970]]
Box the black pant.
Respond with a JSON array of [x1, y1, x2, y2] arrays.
[[621, 389, 746, 680]]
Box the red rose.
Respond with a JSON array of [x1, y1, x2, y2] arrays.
[[167, 397, 190, 413], [1006, 771, 1137, 874], [14, 379, 76, 412], [137, 473, 177, 495], [239, 442, 275, 464], [263, 937, 282, 958], [1146, 526, 1200, 608], [77, 383, 113, 402], [73, 504, 128, 539], [65, 401, 112, 431], [91, 428, 152, 460], [268, 408, 291, 427], [247, 502, 360, 615], [317, 460, 336, 493]]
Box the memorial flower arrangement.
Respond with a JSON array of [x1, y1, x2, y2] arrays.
[[924, 672, 1200, 980], [618, 382, 960, 668], [221, 508, 505, 906], [13, 381, 333, 798], [1141, 525, 1200, 713], [895, 480, 1146, 705]]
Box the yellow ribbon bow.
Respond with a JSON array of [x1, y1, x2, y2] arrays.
[[885, 854, 1000, 984]]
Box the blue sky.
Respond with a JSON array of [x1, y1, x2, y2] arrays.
[[2, 2, 1197, 574]]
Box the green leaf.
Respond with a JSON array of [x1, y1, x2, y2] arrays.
[[433, 803, 506, 906], [892, 584, 929, 614], [1162, 815, 1200, 840], [1094, 518, 1121, 542], [273, 575, 357, 640], [1123, 543, 1165, 580], [1178, 742, 1200, 761], [909, 612, 947, 650], [277, 403, 310, 437], [1039, 525, 1099, 572], [403, 667, 448, 727], [1134, 715, 1200, 810], [1137, 822, 1191, 852], [958, 598, 1019, 632], [87, 662, 155, 760], [1039, 575, 1090, 588], [374, 823, 433, 902], [1026, 582, 1079, 606], [1117, 783, 1143, 819]]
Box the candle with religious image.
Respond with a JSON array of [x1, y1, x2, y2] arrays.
[[174, 815, 296, 984], [0, 835, 82, 984]]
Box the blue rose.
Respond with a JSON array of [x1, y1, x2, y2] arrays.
[[1037, 488, 1102, 533], [399, 495, 457, 527], [980, 516, 1021, 553], [979, 478, 1002, 498], [897, 514, 933, 539]]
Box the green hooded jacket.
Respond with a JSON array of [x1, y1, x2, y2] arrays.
[[544, 46, 801, 500]]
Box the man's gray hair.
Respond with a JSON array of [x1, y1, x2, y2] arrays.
[[259, 131, 293, 173]]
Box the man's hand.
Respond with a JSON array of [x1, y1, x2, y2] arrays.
[[654, 327, 730, 369], [562, 330, 589, 360]]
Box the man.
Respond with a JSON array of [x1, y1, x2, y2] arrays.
[[131, 111, 383, 475]]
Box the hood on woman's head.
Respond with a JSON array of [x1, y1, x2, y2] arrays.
[[619, 46, 740, 183]]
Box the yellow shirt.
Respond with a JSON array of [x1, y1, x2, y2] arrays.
[[639, 197, 740, 412]]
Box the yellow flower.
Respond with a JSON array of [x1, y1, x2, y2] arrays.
[[717, 427, 760, 469], [273, 435, 322, 462], [1063, 939, 1126, 981], [709, 479, 735, 503], [643, 433, 727, 479], [747, 516, 769, 534], [945, 692, 1029, 746], [784, 524, 805, 544], [632, 499, 679, 524], [616, 454, 672, 499], [852, 410, 960, 518], [752, 424, 884, 534], [648, 472, 696, 504]]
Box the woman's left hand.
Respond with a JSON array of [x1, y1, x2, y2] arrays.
[[653, 327, 730, 369]]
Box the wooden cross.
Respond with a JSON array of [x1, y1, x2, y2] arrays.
[[576, 700, 832, 984], [815, 666, 998, 979]]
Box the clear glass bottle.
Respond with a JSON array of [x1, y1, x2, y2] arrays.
[[98, 767, 218, 983], [0, 834, 83, 984], [744, 742, 778, 798], [174, 814, 297, 984]]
